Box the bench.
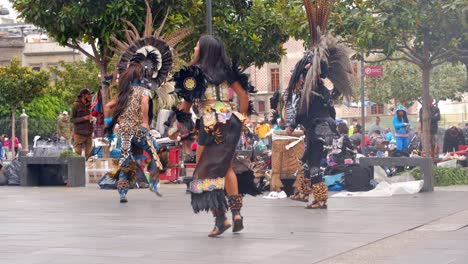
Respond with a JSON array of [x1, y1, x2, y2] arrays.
[[359, 157, 434, 192], [20, 157, 86, 187]]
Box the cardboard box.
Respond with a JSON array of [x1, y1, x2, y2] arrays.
[[86, 158, 118, 184]]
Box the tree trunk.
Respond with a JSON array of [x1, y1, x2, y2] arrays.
[[99, 63, 111, 158], [421, 66, 432, 158], [10, 106, 16, 159], [99, 64, 109, 107]]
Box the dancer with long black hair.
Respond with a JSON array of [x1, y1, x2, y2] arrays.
[[174, 35, 257, 237]]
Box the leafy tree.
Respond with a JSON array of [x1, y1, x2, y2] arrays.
[[0, 59, 49, 155], [327, 0, 468, 157], [0, 96, 70, 143], [49, 60, 101, 105], [11, 0, 200, 104], [366, 60, 467, 106], [207, 0, 290, 68]]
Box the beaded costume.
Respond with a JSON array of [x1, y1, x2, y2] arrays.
[[174, 63, 257, 214]]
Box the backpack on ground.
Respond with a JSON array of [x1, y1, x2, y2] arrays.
[[342, 164, 373, 192]]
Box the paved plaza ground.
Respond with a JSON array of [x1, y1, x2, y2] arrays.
[[1, 185, 468, 264]]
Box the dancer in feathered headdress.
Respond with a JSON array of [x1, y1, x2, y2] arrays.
[[286, 0, 353, 209], [104, 0, 191, 203]]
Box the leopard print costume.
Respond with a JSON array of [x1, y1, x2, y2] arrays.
[[113, 85, 162, 201], [117, 86, 150, 165]]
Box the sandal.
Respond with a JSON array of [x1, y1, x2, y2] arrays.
[[208, 222, 231, 237], [297, 194, 309, 203], [290, 193, 300, 200], [232, 215, 244, 233], [305, 200, 327, 209]]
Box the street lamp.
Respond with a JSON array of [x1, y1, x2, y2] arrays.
[[206, 0, 212, 35]]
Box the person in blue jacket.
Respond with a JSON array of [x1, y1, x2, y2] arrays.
[[392, 105, 410, 151]]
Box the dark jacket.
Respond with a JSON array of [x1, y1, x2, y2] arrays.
[[419, 105, 440, 135], [71, 98, 93, 136], [443, 127, 465, 153]]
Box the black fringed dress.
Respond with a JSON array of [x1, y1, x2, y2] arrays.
[[174, 65, 257, 213]]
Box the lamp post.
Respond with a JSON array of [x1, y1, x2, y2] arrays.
[[360, 52, 366, 154], [206, 0, 212, 35]]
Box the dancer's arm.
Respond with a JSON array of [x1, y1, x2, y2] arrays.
[[104, 98, 117, 118], [179, 100, 193, 113], [141, 95, 150, 129], [231, 81, 249, 116]]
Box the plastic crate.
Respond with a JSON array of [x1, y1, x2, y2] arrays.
[[169, 147, 180, 165], [160, 167, 180, 181]]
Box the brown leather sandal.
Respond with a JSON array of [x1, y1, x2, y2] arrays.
[[305, 200, 327, 209], [208, 223, 232, 237]]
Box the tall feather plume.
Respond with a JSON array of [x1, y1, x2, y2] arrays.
[[301, 0, 353, 113], [154, 8, 170, 38], [144, 0, 153, 38], [111, 0, 194, 108], [164, 26, 194, 47], [122, 19, 141, 42]]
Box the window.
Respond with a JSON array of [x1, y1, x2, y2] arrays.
[[371, 103, 384, 115], [270, 68, 280, 92], [32, 66, 41, 71], [258, 100, 266, 113]]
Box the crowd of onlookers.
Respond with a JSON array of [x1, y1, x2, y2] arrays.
[[237, 105, 468, 161]]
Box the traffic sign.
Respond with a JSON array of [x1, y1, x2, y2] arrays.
[[364, 66, 383, 77]]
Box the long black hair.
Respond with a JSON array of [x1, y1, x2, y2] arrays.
[[105, 62, 144, 134], [397, 110, 409, 123], [285, 55, 312, 105], [190, 35, 230, 84]]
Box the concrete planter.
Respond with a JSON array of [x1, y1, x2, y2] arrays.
[[20, 156, 86, 187]]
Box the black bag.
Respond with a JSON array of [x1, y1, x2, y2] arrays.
[[343, 164, 373, 192]]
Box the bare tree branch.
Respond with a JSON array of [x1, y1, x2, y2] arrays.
[[395, 43, 422, 63], [366, 50, 421, 65], [430, 49, 454, 63], [89, 40, 103, 67], [65, 42, 94, 60]]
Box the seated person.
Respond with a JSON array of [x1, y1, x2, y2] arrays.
[[330, 123, 356, 165]]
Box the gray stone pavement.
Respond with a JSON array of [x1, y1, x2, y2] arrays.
[[1, 185, 468, 264]]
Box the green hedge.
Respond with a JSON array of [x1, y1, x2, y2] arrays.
[[410, 167, 468, 186]]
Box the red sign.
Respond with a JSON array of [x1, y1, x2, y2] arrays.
[[364, 66, 383, 77]]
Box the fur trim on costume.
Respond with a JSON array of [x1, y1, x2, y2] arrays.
[[311, 182, 328, 201], [173, 65, 207, 102], [231, 60, 257, 94], [228, 195, 243, 211]]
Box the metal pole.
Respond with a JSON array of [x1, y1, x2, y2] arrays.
[[206, 0, 212, 35], [360, 52, 366, 154]]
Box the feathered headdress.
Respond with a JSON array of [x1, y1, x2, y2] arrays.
[[111, 0, 193, 108], [302, 0, 353, 110]]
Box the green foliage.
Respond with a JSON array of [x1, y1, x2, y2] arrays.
[[208, 0, 290, 68], [0, 95, 69, 140], [59, 150, 80, 158], [410, 167, 468, 186], [49, 60, 100, 105], [0, 58, 50, 111], [12, 0, 290, 71], [330, 1, 467, 58], [366, 60, 467, 105]]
